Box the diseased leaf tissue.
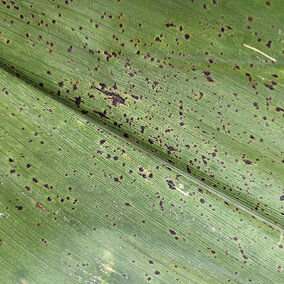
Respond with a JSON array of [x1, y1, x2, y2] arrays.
[[0, 0, 283, 283]]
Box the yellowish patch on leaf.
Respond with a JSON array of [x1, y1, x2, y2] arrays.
[[103, 264, 115, 273], [31, 198, 49, 212]]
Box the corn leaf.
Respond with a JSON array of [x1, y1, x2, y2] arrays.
[[0, 0, 283, 283]]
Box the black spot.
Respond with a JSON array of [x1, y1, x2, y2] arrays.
[[186, 165, 191, 173], [154, 271, 160, 275], [266, 40, 272, 48], [114, 177, 119, 182], [169, 229, 176, 235], [184, 34, 190, 40], [166, 180, 176, 190], [75, 96, 81, 107]]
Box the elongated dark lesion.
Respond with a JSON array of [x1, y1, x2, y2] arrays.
[[94, 85, 126, 106]]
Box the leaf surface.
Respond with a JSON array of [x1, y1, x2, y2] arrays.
[[0, 0, 283, 283]]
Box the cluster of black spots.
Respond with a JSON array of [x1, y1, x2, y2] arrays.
[[202, 70, 214, 82], [264, 83, 274, 90], [165, 23, 176, 28], [94, 109, 108, 119], [94, 85, 125, 106], [2, 88, 9, 95]]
